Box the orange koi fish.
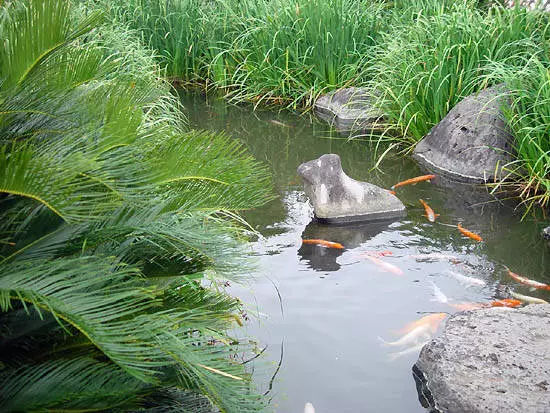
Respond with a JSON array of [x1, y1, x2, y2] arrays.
[[457, 223, 483, 242], [394, 313, 447, 335], [365, 255, 404, 275], [419, 199, 439, 223], [391, 174, 436, 190], [301, 239, 344, 249], [490, 299, 522, 308], [507, 268, 550, 290]]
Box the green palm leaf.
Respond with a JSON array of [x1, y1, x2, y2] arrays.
[[0, 357, 147, 412], [0, 257, 165, 382], [0, 0, 272, 411]]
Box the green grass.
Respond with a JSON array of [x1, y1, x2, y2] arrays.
[[97, 0, 550, 208], [97, 0, 387, 109], [486, 57, 550, 211], [371, 5, 550, 145]]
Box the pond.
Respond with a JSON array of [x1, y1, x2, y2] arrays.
[[179, 91, 550, 413]]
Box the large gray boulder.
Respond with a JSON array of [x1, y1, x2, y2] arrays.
[[415, 304, 550, 413], [413, 85, 514, 182], [297, 154, 406, 223], [314, 87, 383, 133]]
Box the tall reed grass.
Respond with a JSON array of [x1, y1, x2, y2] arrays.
[[99, 0, 386, 108], [98, 0, 550, 209], [371, 6, 549, 144], [486, 57, 550, 210]]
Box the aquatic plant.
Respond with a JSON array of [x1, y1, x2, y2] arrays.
[[371, 5, 548, 144], [485, 57, 550, 211], [98, 0, 385, 109], [216, 0, 384, 108], [0, 0, 272, 411]]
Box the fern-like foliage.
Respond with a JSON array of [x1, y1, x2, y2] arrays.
[[0, 0, 273, 411]]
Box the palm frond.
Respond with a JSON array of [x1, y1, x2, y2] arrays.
[[0, 256, 164, 382], [0, 357, 147, 412]]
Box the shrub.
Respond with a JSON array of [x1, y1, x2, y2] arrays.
[[0, 0, 272, 411]]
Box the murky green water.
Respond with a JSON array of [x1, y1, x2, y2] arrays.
[[179, 91, 550, 413]]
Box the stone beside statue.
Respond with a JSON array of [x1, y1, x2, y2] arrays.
[[297, 154, 406, 224]]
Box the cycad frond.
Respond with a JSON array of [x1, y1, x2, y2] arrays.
[[0, 0, 102, 89], [0, 257, 163, 382], [0, 0, 272, 411], [0, 357, 147, 412], [144, 129, 274, 211]]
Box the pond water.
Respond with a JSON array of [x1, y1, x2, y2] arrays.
[[179, 91, 550, 413]]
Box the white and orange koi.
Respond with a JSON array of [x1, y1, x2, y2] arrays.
[[446, 270, 486, 287], [409, 253, 459, 262], [507, 268, 550, 290], [365, 255, 403, 275], [394, 313, 447, 336], [388, 340, 430, 361], [430, 281, 448, 304], [358, 250, 393, 258], [509, 291, 548, 304], [379, 324, 432, 347], [419, 199, 439, 223], [448, 302, 485, 311]]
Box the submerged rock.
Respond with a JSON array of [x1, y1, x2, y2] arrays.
[[415, 304, 550, 413], [297, 154, 406, 223], [314, 87, 383, 133], [543, 226, 550, 240], [413, 85, 514, 183]]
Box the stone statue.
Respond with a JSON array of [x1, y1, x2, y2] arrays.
[[297, 154, 406, 224]]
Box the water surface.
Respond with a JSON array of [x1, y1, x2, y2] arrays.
[[180, 91, 550, 413]]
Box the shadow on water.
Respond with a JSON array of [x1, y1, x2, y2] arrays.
[[298, 219, 398, 272]]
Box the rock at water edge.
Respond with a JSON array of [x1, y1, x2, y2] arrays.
[[413, 85, 514, 183], [415, 304, 550, 413], [314, 87, 383, 133]]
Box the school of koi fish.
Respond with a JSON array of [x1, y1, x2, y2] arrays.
[[300, 173, 550, 371]]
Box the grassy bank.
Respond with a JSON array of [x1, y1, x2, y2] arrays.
[[97, 0, 550, 210], [99, 0, 388, 108], [372, 5, 549, 144]]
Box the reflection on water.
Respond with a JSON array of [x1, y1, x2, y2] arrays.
[[298, 220, 397, 272], [179, 90, 550, 413]]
